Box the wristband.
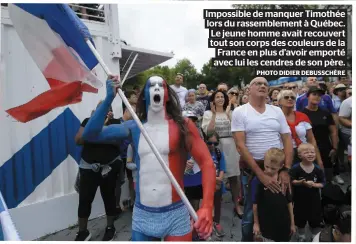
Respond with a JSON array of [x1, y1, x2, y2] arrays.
[[280, 166, 291, 174]]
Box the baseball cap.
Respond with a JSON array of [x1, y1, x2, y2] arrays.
[[182, 110, 198, 119], [307, 86, 324, 96]]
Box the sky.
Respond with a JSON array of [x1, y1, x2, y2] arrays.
[[117, 2, 233, 72]]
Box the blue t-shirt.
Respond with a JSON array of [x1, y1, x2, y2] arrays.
[[296, 93, 336, 113]]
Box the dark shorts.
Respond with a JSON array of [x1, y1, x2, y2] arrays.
[[184, 185, 203, 200]]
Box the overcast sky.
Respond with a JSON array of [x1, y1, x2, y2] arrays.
[[117, 2, 233, 72]]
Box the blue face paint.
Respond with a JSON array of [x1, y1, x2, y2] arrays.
[[144, 79, 151, 113]]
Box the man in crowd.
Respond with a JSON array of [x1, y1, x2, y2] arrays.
[[332, 84, 347, 112], [217, 82, 229, 92], [170, 73, 188, 108], [337, 95, 352, 174], [231, 77, 293, 242], [196, 83, 210, 108], [285, 82, 300, 98], [74, 102, 123, 241]]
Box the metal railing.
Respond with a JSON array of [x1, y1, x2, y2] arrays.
[[69, 4, 105, 22], [1, 3, 106, 22]]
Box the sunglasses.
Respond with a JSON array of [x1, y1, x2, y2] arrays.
[[229, 92, 238, 96], [288, 86, 297, 90], [348, 92, 352, 96], [284, 96, 296, 100], [207, 142, 219, 146]]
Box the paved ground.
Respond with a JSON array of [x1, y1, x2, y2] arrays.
[[39, 171, 351, 241]]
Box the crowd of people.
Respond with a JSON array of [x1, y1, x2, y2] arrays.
[[73, 73, 352, 242]]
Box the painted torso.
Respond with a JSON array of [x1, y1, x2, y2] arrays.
[[130, 117, 186, 208]]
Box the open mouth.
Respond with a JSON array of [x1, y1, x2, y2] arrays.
[[153, 94, 161, 104]]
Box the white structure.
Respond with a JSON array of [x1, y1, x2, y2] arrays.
[[0, 4, 173, 240]]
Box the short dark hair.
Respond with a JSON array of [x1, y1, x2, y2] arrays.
[[125, 90, 136, 99], [133, 85, 140, 90]]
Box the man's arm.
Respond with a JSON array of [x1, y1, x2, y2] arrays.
[[306, 129, 323, 168], [280, 133, 293, 169], [75, 126, 85, 145], [233, 132, 265, 178], [339, 99, 352, 128], [187, 120, 215, 209], [82, 78, 132, 144], [339, 117, 352, 128], [187, 120, 215, 239]]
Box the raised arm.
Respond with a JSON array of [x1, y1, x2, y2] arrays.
[[186, 119, 215, 239], [82, 77, 132, 144], [187, 120, 215, 209]]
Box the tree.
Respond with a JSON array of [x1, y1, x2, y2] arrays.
[[173, 58, 199, 88]]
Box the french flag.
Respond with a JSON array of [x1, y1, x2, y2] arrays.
[[6, 4, 102, 123], [0, 191, 20, 241]]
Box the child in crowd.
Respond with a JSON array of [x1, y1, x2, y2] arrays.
[[290, 143, 325, 241], [252, 148, 296, 242], [206, 132, 226, 238]]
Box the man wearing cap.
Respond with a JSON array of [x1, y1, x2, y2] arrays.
[[170, 73, 188, 108], [332, 84, 347, 112], [231, 77, 293, 241]]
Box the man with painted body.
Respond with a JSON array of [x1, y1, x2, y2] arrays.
[[82, 75, 215, 241]]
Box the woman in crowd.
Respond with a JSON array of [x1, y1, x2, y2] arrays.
[[183, 89, 206, 119], [278, 89, 323, 166], [202, 90, 243, 224], [269, 87, 280, 104], [302, 87, 338, 182], [240, 95, 249, 105], [227, 87, 240, 110], [243, 86, 250, 96]]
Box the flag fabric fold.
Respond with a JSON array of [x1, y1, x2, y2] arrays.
[[0, 192, 21, 241], [6, 4, 102, 123]]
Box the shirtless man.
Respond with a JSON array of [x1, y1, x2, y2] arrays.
[[82, 75, 215, 241]]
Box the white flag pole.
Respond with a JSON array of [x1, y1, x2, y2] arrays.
[[85, 40, 199, 222]]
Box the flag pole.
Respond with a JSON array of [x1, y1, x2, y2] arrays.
[[85, 40, 199, 222], [0, 191, 21, 241]]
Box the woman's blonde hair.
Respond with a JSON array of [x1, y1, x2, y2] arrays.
[[277, 89, 297, 103]]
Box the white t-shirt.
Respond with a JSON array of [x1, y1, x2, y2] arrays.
[[292, 121, 312, 148], [170, 85, 187, 108], [339, 96, 352, 136], [231, 103, 291, 160]]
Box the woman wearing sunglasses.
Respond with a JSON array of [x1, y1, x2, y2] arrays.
[[302, 87, 338, 182], [278, 89, 323, 167], [227, 87, 240, 109]]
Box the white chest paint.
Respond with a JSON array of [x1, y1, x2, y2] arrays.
[[138, 121, 171, 207]]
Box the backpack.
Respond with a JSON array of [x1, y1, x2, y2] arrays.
[[321, 183, 347, 225], [321, 183, 346, 207]]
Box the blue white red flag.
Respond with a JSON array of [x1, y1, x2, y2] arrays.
[[7, 4, 102, 122], [0, 191, 21, 241]]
